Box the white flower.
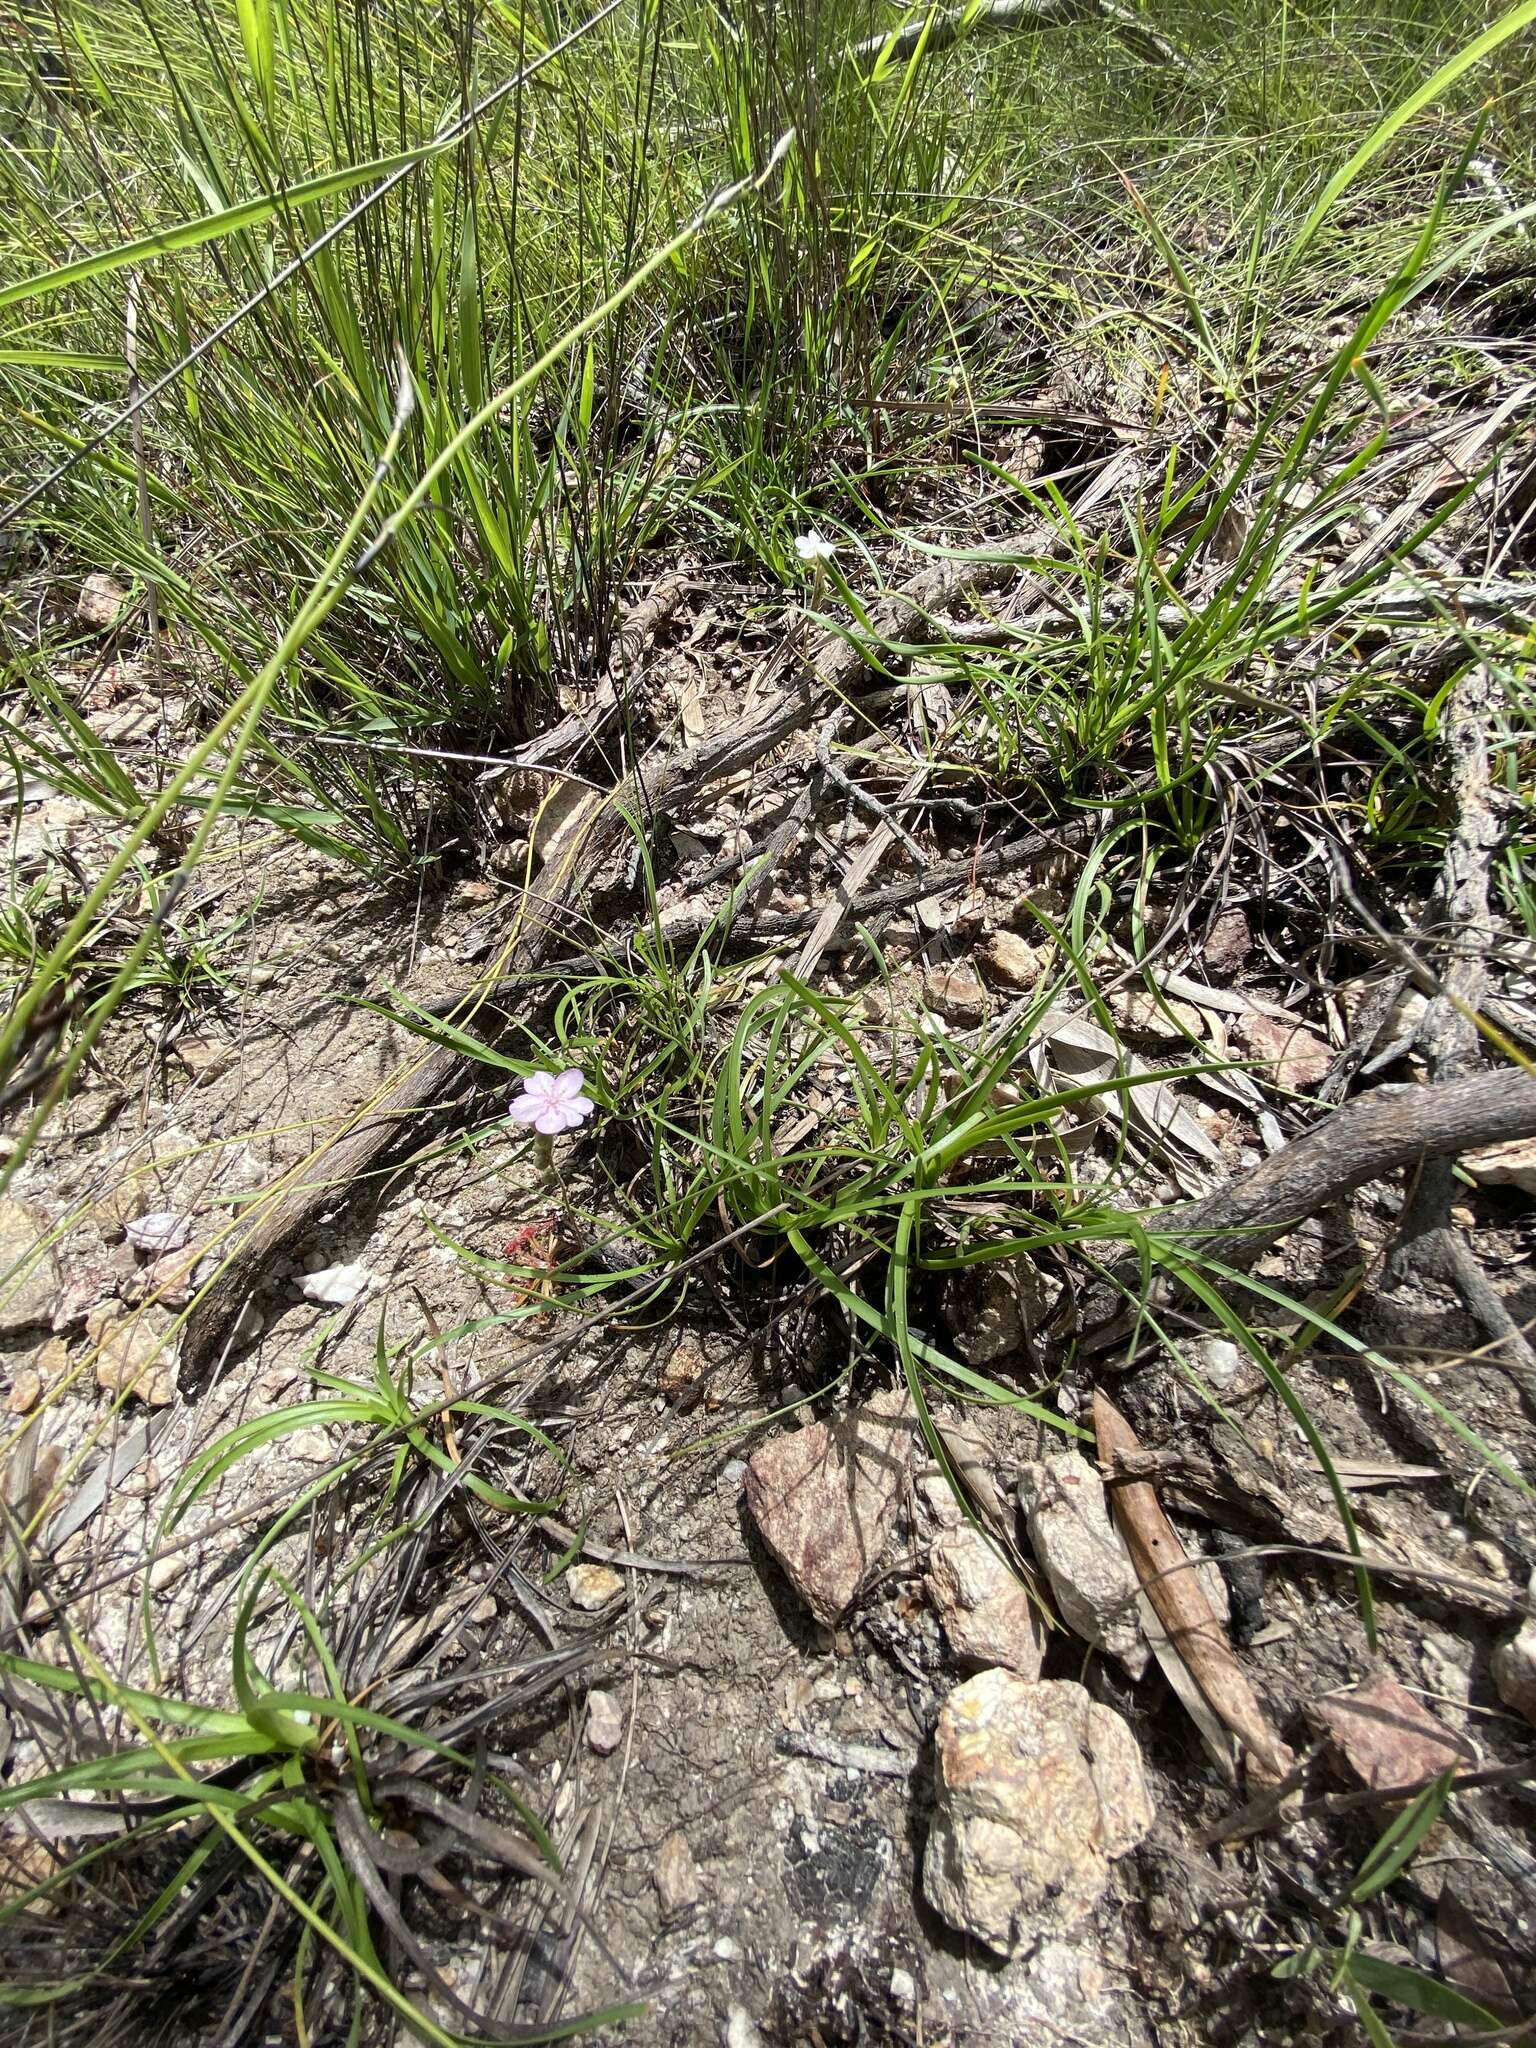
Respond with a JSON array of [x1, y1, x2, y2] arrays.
[[125, 1211, 191, 1255], [508, 1067, 595, 1137], [300, 1261, 373, 1306], [793, 530, 837, 567]]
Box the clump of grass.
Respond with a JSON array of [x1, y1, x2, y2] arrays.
[[0, 1323, 633, 2045]]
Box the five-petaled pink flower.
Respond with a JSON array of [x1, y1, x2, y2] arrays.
[[509, 1067, 595, 1137]]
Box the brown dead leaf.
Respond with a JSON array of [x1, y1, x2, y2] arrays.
[[1094, 1391, 1294, 1784], [933, 1415, 1015, 1547], [532, 779, 600, 867]]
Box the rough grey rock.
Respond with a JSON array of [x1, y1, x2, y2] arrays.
[[923, 1671, 1154, 1954], [923, 965, 988, 1023], [1308, 1675, 1472, 1790], [77, 571, 128, 628], [1231, 1010, 1332, 1091], [1018, 1454, 1148, 1680], [942, 1261, 1056, 1367], [94, 1309, 177, 1407], [1493, 1627, 1536, 1727], [124, 1211, 191, 1255], [926, 1524, 1046, 1679], [1490, 1578, 1536, 1729], [51, 1252, 124, 1333]]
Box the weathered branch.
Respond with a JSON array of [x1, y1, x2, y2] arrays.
[[845, 0, 1174, 74], [1155, 1068, 1536, 1271], [1384, 663, 1535, 1378], [1080, 1065, 1536, 1355]]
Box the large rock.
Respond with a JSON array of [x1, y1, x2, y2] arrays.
[[745, 1389, 914, 1626], [923, 1672, 1154, 1954], [1018, 1454, 1148, 1679], [927, 1524, 1046, 1679], [0, 1197, 61, 1336]]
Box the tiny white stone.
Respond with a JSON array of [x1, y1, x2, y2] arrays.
[[1194, 1337, 1243, 1389], [300, 1261, 373, 1306], [125, 1212, 191, 1255], [713, 1937, 741, 1963], [724, 2008, 764, 2048], [889, 1968, 916, 2004]]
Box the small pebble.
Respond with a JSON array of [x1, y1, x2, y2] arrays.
[[6, 1370, 41, 1414], [1193, 1337, 1242, 1390], [124, 1211, 191, 1255], [1472, 1540, 1510, 1580], [654, 1830, 701, 1917], [567, 1563, 624, 1609], [713, 1937, 741, 1963], [149, 1552, 188, 1595], [300, 1260, 372, 1306], [586, 1689, 624, 1754]]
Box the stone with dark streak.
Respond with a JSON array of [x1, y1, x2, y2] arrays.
[[1309, 1676, 1473, 1792], [745, 1389, 915, 1626]]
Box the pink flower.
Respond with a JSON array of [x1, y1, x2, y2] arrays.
[[509, 1067, 595, 1137]]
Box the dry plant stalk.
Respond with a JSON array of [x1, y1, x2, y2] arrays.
[[1094, 1391, 1294, 1784]]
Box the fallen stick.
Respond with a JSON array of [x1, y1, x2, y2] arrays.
[[1079, 1065, 1536, 1351], [1096, 1391, 1293, 1785], [1383, 665, 1535, 1379], [1152, 1067, 1536, 1271]]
